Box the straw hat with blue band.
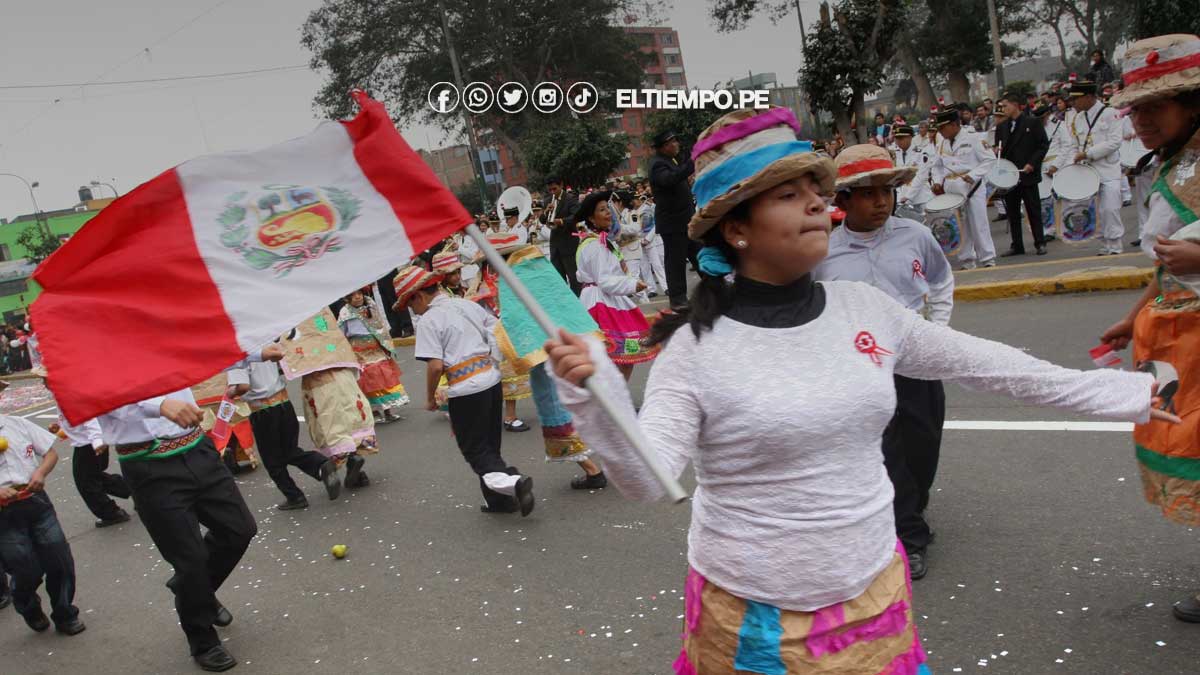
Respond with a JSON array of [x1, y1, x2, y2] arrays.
[[687, 107, 837, 239]]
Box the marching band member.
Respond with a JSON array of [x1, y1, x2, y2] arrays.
[[894, 125, 932, 215], [1041, 100, 1070, 240], [929, 108, 998, 269], [1053, 80, 1125, 255], [1122, 112, 1157, 247]]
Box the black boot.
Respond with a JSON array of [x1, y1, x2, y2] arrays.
[[344, 454, 366, 489], [193, 645, 237, 672]]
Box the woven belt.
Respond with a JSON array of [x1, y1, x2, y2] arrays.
[[446, 354, 494, 386], [248, 389, 290, 412], [348, 335, 377, 352], [115, 427, 204, 460]]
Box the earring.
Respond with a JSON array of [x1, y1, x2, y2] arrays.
[[736, 240, 747, 249]]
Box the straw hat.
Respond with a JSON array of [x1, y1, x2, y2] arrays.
[[391, 265, 440, 310], [1111, 34, 1200, 108], [687, 106, 836, 239], [431, 250, 463, 274], [833, 144, 916, 191]]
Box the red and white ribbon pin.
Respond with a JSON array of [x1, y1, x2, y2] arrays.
[[912, 260, 925, 280], [854, 331, 894, 367]]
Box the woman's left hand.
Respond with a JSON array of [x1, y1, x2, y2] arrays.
[[1154, 237, 1200, 276]]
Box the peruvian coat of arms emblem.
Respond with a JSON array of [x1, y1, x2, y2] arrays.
[[218, 184, 362, 277]]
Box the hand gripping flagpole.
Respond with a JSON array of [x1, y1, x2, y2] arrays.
[[464, 224, 689, 504]]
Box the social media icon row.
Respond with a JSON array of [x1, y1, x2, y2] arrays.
[[427, 81, 598, 114]]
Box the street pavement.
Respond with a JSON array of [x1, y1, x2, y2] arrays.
[[2, 291, 1197, 675]]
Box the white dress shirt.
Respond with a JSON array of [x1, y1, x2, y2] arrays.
[[414, 294, 501, 398], [59, 416, 105, 450], [96, 389, 198, 445], [1056, 101, 1122, 180]]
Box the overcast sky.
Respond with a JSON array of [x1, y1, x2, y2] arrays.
[[10, 0, 1067, 220]]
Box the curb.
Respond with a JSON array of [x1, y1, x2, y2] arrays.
[[955, 267, 1154, 302], [0, 372, 40, 383]]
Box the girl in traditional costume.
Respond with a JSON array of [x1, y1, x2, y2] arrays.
[[280, 308, 375, 489], [546, 106, 1176, 674], [573, 191, 659, 378], [1100, 33, 1200, 623], [339, 288, 409, 423]]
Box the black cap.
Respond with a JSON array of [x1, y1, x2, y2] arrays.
[[503, 206, 520, 217], [893, 125, 915, 137], [1032, 104, 1052, 117], [652, 130, 678, 147], [1069, 80, 1098, 97], [934, 109, 960, 127]]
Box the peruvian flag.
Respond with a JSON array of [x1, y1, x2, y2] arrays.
[[33, 92, 470, 424]]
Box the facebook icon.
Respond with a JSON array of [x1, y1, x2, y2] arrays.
[[427, 82, 459, 114]]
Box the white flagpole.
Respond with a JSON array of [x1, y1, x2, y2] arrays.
[[464, 224, 688, 504]]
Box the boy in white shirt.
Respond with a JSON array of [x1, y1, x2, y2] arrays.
[[815, 144, 955, 581], [0, 379, 85, 635], [397, 265, 535, 517]]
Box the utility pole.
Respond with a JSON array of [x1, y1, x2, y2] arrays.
[[436, 0, 490, 213], [794, 0, 808, 46], [986, 0, 1005, 92]]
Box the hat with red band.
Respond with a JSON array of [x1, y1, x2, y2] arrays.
[[392, 265, 441, 310], [431, 250, 463, 273], [833, 144, 916, 191], [1111, 34, 1200, 108]]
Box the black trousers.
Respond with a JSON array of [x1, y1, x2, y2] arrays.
[[119, 439, 257, 655], [881, 376, 945, 553], [447, 383, 518, 510], [662, 231, 696, 307], [71, 444, 131, 520], [0, 492, 78, 625], [550, 237, 582, 296], [249, 400, 327, 502], [1003, 183, 1046, 252]]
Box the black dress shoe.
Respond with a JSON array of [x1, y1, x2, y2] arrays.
[[25, 609, 51, 632], [570, 472, 608, 490], [214, 603, 233, 628], [1035, 244, 1047, 255], [515, 476, 535, 517], [504, 419, 531, 432], [1173, 592, 1200, 623], [55, 618, 87, 635], [319, 459, 341, 501], [344, 454, 365, 489], [907, 549, 928, 581], [194, 645, 237, 672], [1000, 248, 1025, 258], [96, 509, 132, 528], [1131, 239, 1141, 247], [276, 497, 309, 511], [479, 502, 518, 514]]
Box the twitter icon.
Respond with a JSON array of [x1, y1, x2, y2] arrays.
[[496, 82, 529, 114]]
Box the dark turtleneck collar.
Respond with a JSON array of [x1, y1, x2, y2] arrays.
[[726, 274, 826, 329]]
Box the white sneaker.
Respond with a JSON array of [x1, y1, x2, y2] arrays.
[[959, 262, 978, 271], [982, 260, 997, 268]]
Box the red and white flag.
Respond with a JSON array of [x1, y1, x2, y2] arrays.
[[33, 92, 470, 424]]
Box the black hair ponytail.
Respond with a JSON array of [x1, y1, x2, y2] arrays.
[[646, 201, 749, 347]]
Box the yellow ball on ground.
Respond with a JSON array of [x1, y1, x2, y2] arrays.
[[331, 544, 347, 559]]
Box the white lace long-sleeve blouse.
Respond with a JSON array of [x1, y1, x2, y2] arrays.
[[552, 280, 1154, 611]]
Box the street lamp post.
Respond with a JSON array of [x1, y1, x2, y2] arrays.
[[89, 180, 119, 198], [0, 173, 48, 237]]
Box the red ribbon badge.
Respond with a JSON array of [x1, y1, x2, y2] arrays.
[[854, 331, 893, 367], [912, 260, 925, 280]]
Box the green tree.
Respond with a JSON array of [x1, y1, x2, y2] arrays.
[[16, 225, 61, 264], [800, 1, 905, 143], [522, 117, 629, 189], [912, 0, 1031, 103], [453, 179, 490, 216], [1133, 0, 1200, 40], [302, 0, 660, 152]]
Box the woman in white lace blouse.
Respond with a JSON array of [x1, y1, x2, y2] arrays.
[[544, 108, 1177, 675]]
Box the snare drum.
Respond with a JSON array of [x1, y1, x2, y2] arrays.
[[896, 192, 931, 221], [1052, 164, 1101, 243], [1120, 137, 1149, 169], [924, 193, 965, 257], [987, 159, 1020, 195]]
